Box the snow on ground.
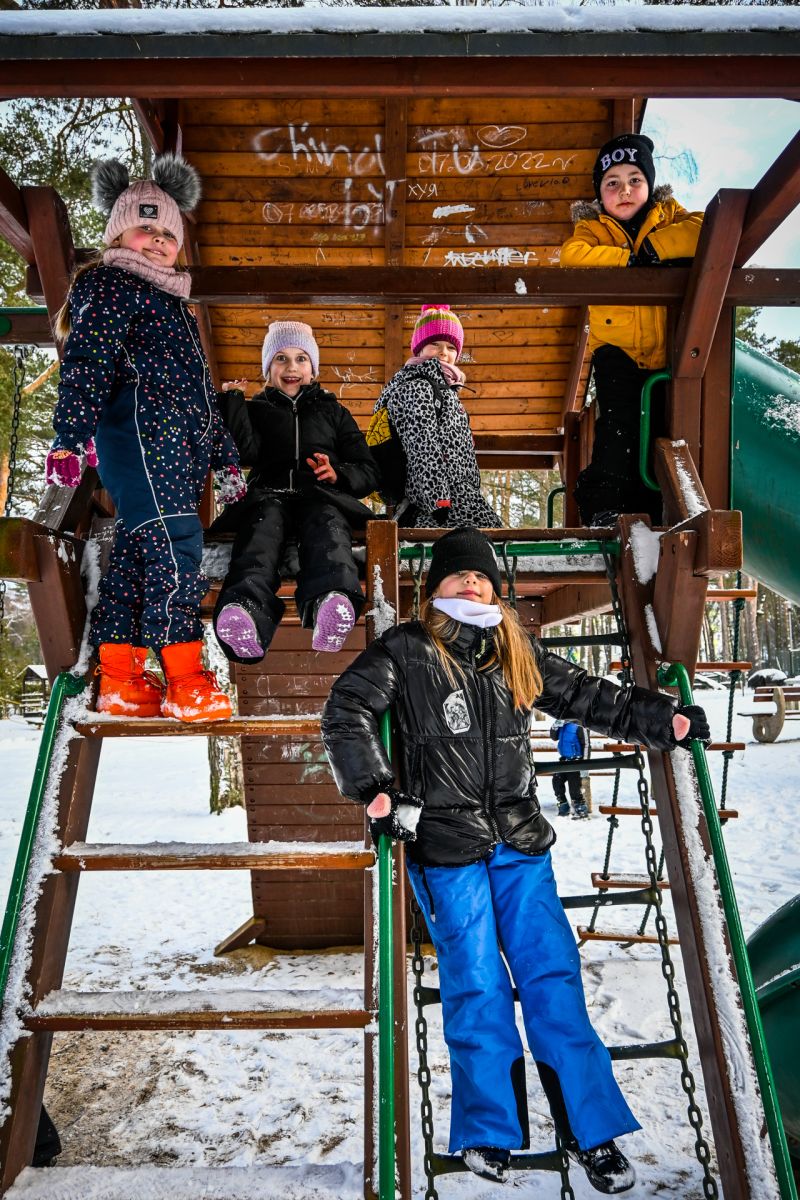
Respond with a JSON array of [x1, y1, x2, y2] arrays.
[[1, 688, 796, 1199]]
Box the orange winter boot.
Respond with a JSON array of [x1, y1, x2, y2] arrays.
[[96, 644, 164, 718], [161, 641, 232, 723]]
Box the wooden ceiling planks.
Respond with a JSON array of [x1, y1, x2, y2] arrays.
[[185, 95, 621, 449]]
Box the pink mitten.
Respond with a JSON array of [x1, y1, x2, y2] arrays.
[[215, 465, 248, 507], [85, 437, 99, 469], [45, 448, 81, 489]]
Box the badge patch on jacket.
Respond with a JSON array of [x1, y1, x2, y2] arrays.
[[443, 689, 470, 734]]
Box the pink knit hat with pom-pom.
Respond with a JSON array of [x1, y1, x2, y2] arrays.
[[411, 305, 464, 358]]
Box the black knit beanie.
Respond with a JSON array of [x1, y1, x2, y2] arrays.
[[425, 527, 503, 598], [593, 134, 656, 203]]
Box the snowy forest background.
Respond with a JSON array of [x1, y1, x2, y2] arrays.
[[1, 80, 799, 808]]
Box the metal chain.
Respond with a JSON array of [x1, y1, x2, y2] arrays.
[[603, 542, 718, 1195], [410, 897, 439, 1200], [633, 752, 718, 1196], [720, 572, 744, 812], [0, 346, 32, 634], [499, 542, 518, 610], [556, 1134, 577, 1200]]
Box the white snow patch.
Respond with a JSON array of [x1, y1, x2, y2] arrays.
[[762, 393, 800, 439], [670, 750, 780, 1197], [673, 459, 707, 520], [366, 565, 396, 637], [514, 278, 528, 295], [628, 522, 662, 585], [71, 537, 102, 678], [644, 604, 662, 654]]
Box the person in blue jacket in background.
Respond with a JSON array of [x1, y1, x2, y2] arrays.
[[550, 719, 591, 818]]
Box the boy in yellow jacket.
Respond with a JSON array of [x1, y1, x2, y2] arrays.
[[561, 134, 703, 526]]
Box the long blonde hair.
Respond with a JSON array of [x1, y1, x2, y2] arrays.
[[54, 256, 104, 340], [420, 594, 543, 711]]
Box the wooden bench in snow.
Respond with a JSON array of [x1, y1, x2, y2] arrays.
[[739, 685, 800, 743]]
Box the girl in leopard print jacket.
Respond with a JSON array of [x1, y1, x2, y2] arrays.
[[375, 304, 501, 529]]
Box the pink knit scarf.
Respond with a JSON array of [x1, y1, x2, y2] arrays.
[[404, 355, 466, 388], [102, 247, 192, 300]]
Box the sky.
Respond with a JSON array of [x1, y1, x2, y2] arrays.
[[642, 97, 799, 344]]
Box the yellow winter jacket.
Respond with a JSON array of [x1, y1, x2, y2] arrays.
[[560, 185, 704, 370]]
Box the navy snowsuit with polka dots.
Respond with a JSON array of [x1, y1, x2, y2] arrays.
[[52, 264, 239, 649]]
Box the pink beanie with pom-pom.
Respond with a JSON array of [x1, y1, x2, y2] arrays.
[[411, 305, 464, 358]]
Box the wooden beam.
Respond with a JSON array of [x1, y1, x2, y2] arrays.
[[651, 528, 708, 670], [0, 165, 34, 263], [0, 308, 53, 346], [673, 189, 751, 380], [383, 98, 407, 269], [132, 98, 179, 154], [560, 306, 589, 421], [653, 437, 710, 528], [612, 98, 636, 136], [1, 56, 799, 101], [735, 129, 800, 267], [21, 186, 75, 346], [537, 582, 611, 628], [700, 310, 734, 510], [562, 411, 582, 528]]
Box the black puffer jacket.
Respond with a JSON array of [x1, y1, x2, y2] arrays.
[[219, 382, 379, 507], [322, 621, 679, 867]]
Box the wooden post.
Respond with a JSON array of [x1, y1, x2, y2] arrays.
[[615, 513, 761, 1199], [21, 186, 76, 354], [562, 411, 582, 527]]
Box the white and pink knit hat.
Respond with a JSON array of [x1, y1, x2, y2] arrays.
[[92, 154, 202, 250], [261, 321, 320, 377]]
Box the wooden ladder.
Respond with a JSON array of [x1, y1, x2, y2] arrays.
[[0, 510, 410, 1200]]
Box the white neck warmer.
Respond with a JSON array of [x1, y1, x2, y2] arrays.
[[433, 597, 502, 628]]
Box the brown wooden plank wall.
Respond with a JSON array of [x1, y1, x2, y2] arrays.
[[234, 620, 367, 949], [184, 96, 615, 441]]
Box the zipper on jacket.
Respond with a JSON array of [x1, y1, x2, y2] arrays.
[[290, 397, 299, 489], [478, 667, 501, 842], [419, 867, 436, 923]]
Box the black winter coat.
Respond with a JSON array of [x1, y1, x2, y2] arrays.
[[322, 621, 679, 867], [218, 383, 379, 527]]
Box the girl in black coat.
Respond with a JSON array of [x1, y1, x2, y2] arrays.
[[212, 321, 380, 661], [322, 527, 709, 1194]]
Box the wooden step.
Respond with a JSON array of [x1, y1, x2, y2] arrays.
[[74, 715, 322, 738], [598, 805, 739, 819], [27, 988, 370, 1032], [577, 927, 679, 945], [54, 840, 373, 873], [591, 872, 671, 891], [602, 742, 746, 753]]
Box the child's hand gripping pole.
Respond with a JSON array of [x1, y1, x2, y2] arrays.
[[366, 788, 423, 846], [45, 438, 99, 489]]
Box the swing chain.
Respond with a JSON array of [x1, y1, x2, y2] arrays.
[[634, 751, 718, 1197], [556, 1133, 577, 1200], [499, 542, 518, 610], [603, 541, 718, 1195], [410, 544, 427, 622], [410, 897, 439, 1200]]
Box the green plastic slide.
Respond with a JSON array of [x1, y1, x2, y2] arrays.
[[732, 340, 800, 604], [747, 896, 800, 1165]]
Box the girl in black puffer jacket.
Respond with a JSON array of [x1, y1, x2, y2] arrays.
[[212, 321, 379, 662], [322, 527, 709, 1195]]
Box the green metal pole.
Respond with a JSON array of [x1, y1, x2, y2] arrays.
[[377, 710, 396, 1199], [639, 369, 671, 492], [398, 540, 619, 561], [0, 672, 85, 1008], [546, 485, 566, 528], [658, 663, 797, 1200]]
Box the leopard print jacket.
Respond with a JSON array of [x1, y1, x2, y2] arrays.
[[379, 358, 501, 528]]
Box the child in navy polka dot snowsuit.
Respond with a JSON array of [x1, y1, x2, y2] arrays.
[[48, 155, 246, 722]]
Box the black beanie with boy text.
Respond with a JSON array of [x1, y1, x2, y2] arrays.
[[593, 134, 656, 203]]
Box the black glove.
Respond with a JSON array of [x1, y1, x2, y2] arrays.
[[673, 704, 711, 747], [430, 503, 452, 527], [367, 787, 424, 846]]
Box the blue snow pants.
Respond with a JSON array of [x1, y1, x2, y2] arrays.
[[91, 517, 206, 650], [406, 844, 640, 1153]]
